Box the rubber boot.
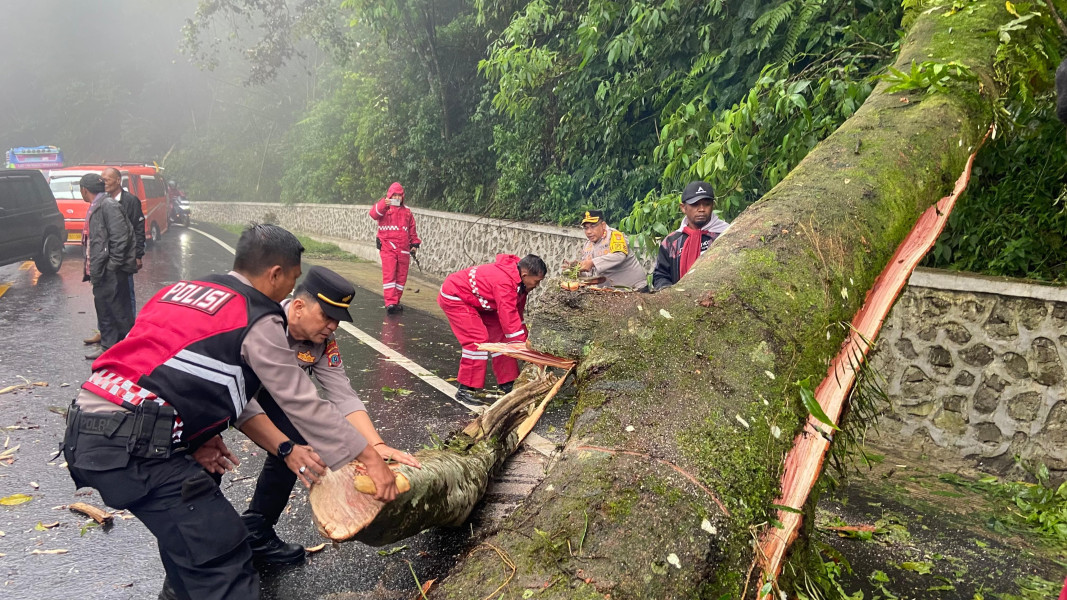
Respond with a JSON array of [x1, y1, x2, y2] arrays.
[[241, 511, 305, 566], [455, 384, 484, 405], [498, 381, 514, 394]]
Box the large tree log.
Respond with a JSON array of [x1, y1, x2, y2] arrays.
[[310, 369, 569, 546], [427, 2, 1010, 598]]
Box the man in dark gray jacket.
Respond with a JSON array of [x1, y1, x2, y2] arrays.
[[102, 168, 146, 313], [80, 173, 136, 359]]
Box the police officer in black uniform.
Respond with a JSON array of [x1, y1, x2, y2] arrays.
[[63, 225, 399, 600]]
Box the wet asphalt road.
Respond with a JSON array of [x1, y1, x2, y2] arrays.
[[0, 223, 565, 600]]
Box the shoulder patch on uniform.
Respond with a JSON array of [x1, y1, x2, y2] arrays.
[[608, 230, 629, 254], [325, 340, 342, 367]]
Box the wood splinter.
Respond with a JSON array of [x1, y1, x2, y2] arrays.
[[69, 502, 113, 525]]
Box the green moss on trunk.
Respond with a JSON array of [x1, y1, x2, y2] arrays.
[[429, 1, 1009, 597]]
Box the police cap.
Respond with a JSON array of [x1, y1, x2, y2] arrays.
[[299, 266, 355, 322], [580, 210, 604, 224]]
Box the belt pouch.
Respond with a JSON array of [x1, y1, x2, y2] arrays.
[[62, 402, 80, 461], [128, 401, 160, 458], [148, 405, 176, 458]]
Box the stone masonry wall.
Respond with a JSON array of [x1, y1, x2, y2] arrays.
[[871, 268, 1067, 478], [193, 202, 586, 278]]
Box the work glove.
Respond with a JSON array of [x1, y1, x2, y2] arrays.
[[410, 246, 419, 258]]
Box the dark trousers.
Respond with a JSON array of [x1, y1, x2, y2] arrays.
[[65, 429, 258, 600], [128, 273, 137, 316], [246, 395, 305, 526], [93, 269, 134, 348]]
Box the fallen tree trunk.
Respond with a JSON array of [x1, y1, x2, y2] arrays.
[[426, 2, 1009, 598], [310, 369, 569, 546]]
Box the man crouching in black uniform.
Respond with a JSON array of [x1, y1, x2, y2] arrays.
[[63, 224, 399, 600]]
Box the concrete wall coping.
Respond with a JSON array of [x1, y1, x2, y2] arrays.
[[909, 267, 1067, 303], [231, 201, 585, 240]]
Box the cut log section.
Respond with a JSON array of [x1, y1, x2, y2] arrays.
[[310, 367, 571, 546]]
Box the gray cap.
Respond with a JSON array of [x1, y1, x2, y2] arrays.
[[79, 173, 106, 194]]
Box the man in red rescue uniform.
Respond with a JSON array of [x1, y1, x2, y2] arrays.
[[437, 254, 547, 403], [369, 182, 421, 313], [61, 224, 398, 600]]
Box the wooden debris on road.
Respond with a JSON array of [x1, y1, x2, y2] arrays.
[[69, 502, 113, 525]]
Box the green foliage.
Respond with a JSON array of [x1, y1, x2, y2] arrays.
[[925, 0, 1066, 281], [479, 0, 901, 230], [940, 462, 1067, 545], [879, 60, 977, 95], [794, 541, 864, 600]]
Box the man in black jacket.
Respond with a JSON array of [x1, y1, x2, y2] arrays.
[[102, 167, 146, 312], [80, 173, 137, 359], [651, 181, 731, 291]]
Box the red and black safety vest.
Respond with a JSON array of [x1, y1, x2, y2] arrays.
[[83, 274, 284, 449]]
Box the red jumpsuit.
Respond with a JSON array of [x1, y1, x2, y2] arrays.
[[369, 182, 421, 307], [437, 254, 528, 389]]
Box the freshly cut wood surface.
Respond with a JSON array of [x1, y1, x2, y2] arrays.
[[309, 370, 565, 546]]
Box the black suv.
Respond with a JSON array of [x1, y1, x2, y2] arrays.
[[0, 170, 65, 274]]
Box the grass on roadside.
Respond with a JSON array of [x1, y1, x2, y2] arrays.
[[214, 223, 366, 262]]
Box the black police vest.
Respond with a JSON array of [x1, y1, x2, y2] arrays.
[[84, 274, 285, 449]]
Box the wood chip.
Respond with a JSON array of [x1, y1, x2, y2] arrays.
[[30, 549, 68, 555], [69, 502, 113, 525], [306, 543, 327, 553]]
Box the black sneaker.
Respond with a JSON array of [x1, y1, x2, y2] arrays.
[[241, 512, 305, 566]]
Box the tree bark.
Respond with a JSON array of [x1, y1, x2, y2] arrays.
[[310, 373, 560, 546], [427, 2, 1008, 598]]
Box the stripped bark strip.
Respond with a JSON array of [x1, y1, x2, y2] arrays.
[[757, 124, 995, 595], [515, 367, 573, 443], [476, 342, 577, 369], [574, 445, 729, 517]]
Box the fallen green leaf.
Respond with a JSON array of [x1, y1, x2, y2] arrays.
[[377, 544, 408, 556]]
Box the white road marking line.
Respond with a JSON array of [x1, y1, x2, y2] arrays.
[[189, 227, 237, 254], [188, 227, 554, 455]]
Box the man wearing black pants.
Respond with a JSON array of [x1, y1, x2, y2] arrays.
[[64, 225, 401, 600], [102, 168, 146, 313], [79, 173, 136, 359], [237, 266, 419, 564]]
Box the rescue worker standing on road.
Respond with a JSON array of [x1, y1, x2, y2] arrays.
[[62, 224, 398, 600], [369, 182, 421, 313], [651, 181, 731, 291], [238, 265, 421, 565], [563, 209, 647, 289], [80, 173, 136, 360], [438, 254, 547, 404]]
